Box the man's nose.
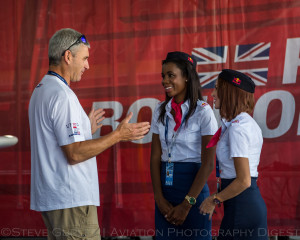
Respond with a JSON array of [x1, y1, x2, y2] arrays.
[[85, 60, 89, 70]]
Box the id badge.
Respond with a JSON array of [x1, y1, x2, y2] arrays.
[[165, 162, 174, 186]]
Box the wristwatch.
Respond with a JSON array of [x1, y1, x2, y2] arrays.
[[213, 194, 222, 207], [185, 195, 196, 205]]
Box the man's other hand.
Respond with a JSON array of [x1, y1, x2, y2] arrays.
[[89, 108, 105, 135]]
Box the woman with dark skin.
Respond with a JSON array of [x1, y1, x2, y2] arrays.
[[150, 51, 218, 240]]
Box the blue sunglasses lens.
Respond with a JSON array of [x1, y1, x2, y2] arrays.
[[80, 35, 87, 43], [62, 35, 88, 56]]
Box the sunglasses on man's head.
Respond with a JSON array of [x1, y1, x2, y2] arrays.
[[62, 35, 87, 56]]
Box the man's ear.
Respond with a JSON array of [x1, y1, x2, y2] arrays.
[[62, 50, 72, 65]]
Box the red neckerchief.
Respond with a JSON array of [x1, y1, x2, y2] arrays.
[[171, 98, 184, 131], [206, 127, 222, 148]]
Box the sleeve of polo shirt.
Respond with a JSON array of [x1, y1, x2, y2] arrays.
[[150, 102, 163, 134], [52, 92, 86, 146], [228, 124, 250, 159], [199, 106, 218, 136]]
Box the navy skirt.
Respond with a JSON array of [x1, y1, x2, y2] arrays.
[[155, 162, 212, 240], [218, 178, 268, 240]]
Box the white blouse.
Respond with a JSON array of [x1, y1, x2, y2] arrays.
[[150, 99, 218, 163], [216, 112, 263, 178]]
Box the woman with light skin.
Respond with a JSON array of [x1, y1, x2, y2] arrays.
[[200, 69, 268, 240], [150, 51, 218, 240]]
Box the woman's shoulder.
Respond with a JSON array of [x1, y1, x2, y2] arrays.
[[154, 100, 166, 112], [228, 114, 263, 144], [153, 101, 167, 120], [231, 113, 255, 125], [229, 113, 261, 134], [195, 100, 214, 113]]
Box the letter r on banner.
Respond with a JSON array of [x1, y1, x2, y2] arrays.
[[283, 37, 300, 84]]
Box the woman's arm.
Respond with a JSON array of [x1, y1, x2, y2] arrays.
[[150, 134, 174, 217], [216, 157, 251, 200], [186, 135, 216, 198], [166, 135, 215, 225], [199, 157, 251, 219]]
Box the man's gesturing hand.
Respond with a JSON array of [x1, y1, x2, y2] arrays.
[[89, 108, 105, 135], [116, 112, 150, 141]]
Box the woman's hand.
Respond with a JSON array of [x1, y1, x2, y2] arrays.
[[199, 195, 215, 220], [155, 196, 174, 218], [165, 200, 191, 225]]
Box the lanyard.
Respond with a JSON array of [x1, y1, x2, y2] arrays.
[[47, 71, 69, 87], [165, 113, 187, 162], [216, 157, 220, 178]]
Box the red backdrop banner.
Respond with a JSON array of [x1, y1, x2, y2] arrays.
[[0, 0, 300, 237]]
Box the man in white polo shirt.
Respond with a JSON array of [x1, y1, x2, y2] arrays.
[[28, 28, 150, 240]]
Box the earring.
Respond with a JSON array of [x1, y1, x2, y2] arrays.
[[185, 80, 188, 82]]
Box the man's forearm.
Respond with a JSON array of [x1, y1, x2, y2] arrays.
[[62, 130, 121, 164]]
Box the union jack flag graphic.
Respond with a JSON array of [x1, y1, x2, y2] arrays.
[[192, 42, 271, 88]]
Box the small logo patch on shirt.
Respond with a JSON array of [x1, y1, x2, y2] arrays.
[[67, 123, 81, 137], [232, 120, 239, 124], [201, 102, 208, 107]]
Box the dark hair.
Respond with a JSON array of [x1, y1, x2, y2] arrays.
[[158, 59, 203, 125], [217, 77, 255, 120]]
